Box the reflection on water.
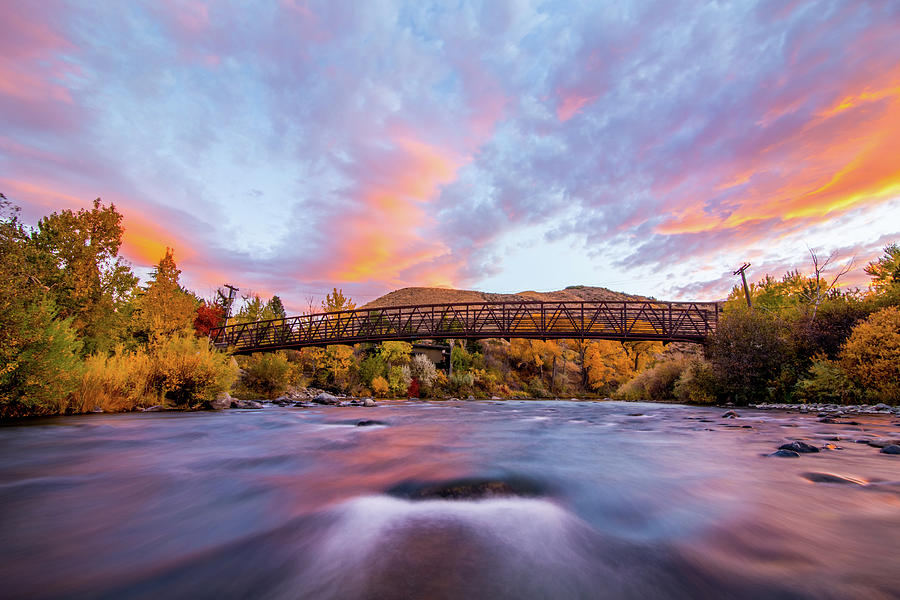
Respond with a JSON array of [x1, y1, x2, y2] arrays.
[[1, 401, 899, 599]]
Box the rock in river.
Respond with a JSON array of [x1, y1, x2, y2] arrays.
[[881, 445, 900, 455], [313, 392, 341, 405], [722, 410, 739, 418], [779, 441, 820, 453], [770, 449, 800, 458], [234, 400, 263, 409]]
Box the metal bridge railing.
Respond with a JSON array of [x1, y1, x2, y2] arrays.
[[210, 300, 721, 354]]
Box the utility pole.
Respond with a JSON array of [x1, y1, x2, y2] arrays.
[[732, 263, 752, 308], [222, 284, 239, 327]]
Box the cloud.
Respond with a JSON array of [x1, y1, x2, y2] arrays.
[[1, 0, 899, 313]]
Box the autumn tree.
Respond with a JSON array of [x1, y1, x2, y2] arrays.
[[865, 243, 900, 299], [27, 198, 137, 353], [130, 248, 198, 344], [378, 341, 412, 370], [322, 288, 356, 313], [840, 306, 900, 403]]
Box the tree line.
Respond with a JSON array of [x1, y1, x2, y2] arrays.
[[2, 194, 898, 416]]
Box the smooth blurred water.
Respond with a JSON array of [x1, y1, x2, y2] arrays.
[[1, 401, 899, 599]]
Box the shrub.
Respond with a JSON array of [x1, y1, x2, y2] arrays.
[[0, 300, 83, 418], [241, 352, 292, 398], [673, 359, 718, 404], [525, 376, 551, 398], [409, 354, 438, 395], [71, 347, 155, 413], [615, 357, 691, 402], [840, 306, 900, 403], [794, 357, 864, 404], [149, 335, 238, 406], [388, 365, 412, 396], [371, 376, 389, 398], [450, 371, 475, 395]]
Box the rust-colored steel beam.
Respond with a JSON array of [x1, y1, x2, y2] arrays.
[[209, 300, 721, 354]]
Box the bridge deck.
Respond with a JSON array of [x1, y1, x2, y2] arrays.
[[210, 300, 720, 354]]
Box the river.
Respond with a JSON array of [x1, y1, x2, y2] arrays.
[[1, 401, 899, 599]]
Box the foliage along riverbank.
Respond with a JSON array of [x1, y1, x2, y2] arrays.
[[2, 194, 899, 418]]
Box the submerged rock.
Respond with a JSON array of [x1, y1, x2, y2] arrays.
[[722, 410, 740, 418], [356, 419, 386, 427], [802, 472, 865, 485], [387, 476, 545, 501], [779, 441, 820, 453], [881, 445, 900, 455], [770, 449, 800, 458], [868, 438, 900, 448]]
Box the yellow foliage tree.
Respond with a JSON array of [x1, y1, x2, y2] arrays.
[[130, 248, 197, 344], [840, 306, 900, 403], [371, 376, 389, 398], [583, 341, 633, 391], [323, 344, 354, 388]]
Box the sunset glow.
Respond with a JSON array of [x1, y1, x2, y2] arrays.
[[2, 1, 899, 310]]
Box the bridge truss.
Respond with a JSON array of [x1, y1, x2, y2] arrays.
[[210, 300, 720, 354]]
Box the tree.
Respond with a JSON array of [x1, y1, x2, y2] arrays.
[[194, 301, 225, 338], [582, 340, 633, 392], [322, 288, 355, 313], [840, 306, 900, 403], [129, 248, 198, 344], [27, 198, 137, 353], [0, 300, 83, 417], [268, 295, 287, 319], [706, 308, 789, 404], [409, 353, 439, 395], [378, 341, 412, 370], [865, 243, 900, 295]]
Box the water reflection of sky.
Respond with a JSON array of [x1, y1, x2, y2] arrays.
[[1, 402, 899, 599]]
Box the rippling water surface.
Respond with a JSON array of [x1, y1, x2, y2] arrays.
[[2, 401, 899, 599]]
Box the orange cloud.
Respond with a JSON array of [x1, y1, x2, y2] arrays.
[[0, 177, 195, 269], [326, 136, 466, 286], [657, 70, 900, 236]]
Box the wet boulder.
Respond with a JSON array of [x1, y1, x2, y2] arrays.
[[210, 392, 234, 410], [362, 398, 377, 407], [234, 399, 263, 409], [312, 392, 341, 405], [722, 410, 740, 418], [770, 449, 800, 458], [881, 445, 900, 455], [779, 441, 820, 453]]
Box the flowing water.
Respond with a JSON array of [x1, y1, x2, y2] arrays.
[[1, 401, 899, 599]]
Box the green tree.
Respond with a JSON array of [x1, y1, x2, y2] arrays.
[[864, 243, 900, 294], [268, 295, 287, 319], [0, 300, 83, 417], [28, 198, 137, 353], [706, 308, 789, 404]]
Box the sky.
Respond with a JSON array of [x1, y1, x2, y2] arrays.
[[2, 0, 899, 312]]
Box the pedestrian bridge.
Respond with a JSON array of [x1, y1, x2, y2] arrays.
[[210, 300, 720, 354]]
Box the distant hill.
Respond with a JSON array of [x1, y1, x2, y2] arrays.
[[361, 285, 647, 309]]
